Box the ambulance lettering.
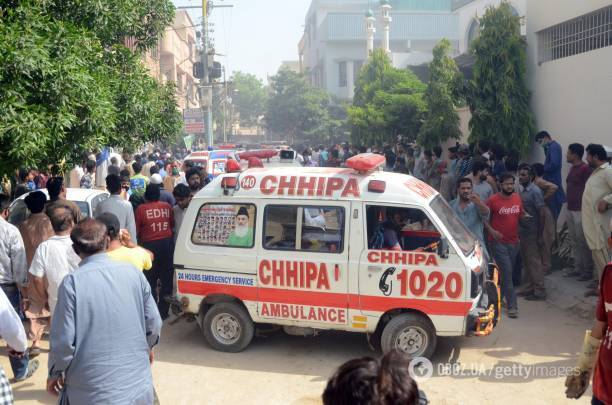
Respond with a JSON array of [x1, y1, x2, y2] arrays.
[[259, 175, 360, 198], [368, 250, 463, 300], [259, 260, 331, 290], [260, 303, 347, 324]]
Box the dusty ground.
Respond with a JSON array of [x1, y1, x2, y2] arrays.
[[2, 297, 595, 405]]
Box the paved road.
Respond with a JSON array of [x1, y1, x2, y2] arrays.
[[2, 297, 595, 405]]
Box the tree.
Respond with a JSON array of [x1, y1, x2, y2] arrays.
[[418, 39, 462, 150], [265, 68, 331, 145], [229, 71, 267, 127], [467, 2, 535, 153], [0, 0, 180, 176], [349, 49, 426, 147]]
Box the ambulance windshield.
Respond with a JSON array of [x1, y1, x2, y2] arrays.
[[429, 195, 476, 257]]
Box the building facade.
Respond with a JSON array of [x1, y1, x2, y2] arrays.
[[299, 0, 460, 100], [159, 10, 200, 111], [526, 0, 612, 167]]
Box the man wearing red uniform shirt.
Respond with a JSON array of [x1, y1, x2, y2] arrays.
[[486, 173, 524, 319], [566, 263, 612, 404], [136, 184, 174, 319]]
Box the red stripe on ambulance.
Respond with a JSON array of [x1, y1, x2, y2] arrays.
[[177, 281, 471, 316]]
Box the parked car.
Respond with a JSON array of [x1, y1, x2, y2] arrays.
[[8, 188, 110, 225]]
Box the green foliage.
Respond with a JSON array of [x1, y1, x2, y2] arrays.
[[0, 0, 180, 176], [418, 39, 462, 150], [230, 71, 267, 126], [467, 2, 534, 153], [265, 68, 338, 144], [349, 49, 426, 146]]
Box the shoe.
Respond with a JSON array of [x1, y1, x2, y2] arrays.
[[517, 289, 534, 297], [584, 289, 599, 298], [507, 308, 518, 318], [563, 270, 581, 278], [524, 293, 547, 301], [28, 347, 41, 358], [14, 359, 39, 382], [578, 274, 594, 281]]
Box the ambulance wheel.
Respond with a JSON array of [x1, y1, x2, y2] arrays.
[[380, 313, 436, 359], [202, 302, 254, 353]]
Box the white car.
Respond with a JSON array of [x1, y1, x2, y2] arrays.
[[9, 188, 110, 225]]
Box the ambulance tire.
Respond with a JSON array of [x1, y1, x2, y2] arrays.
[[202, 302, 255, 353], [380, 313, 436, 359]]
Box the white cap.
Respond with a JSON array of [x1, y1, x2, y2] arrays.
[[150, 173, 163, 185]]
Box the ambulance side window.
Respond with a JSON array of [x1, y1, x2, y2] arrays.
[[301, 206, 344, 253], [263, 205, 345, 253], [366, 205, 440, 252], [191, 203, 256, 248], [263, 206, 298, 250]]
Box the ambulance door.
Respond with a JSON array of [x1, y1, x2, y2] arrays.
[[257, 201, 350, 329], [356, 203, 467, 326]]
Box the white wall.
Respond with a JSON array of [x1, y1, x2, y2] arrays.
[[526, 0, 612, 166]]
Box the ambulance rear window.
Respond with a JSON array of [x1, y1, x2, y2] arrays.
[[263, 205, 344, 253]]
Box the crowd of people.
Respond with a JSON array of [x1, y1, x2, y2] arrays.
[[0, 134, 609, 404]]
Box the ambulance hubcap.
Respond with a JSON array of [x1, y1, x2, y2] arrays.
[[211, 314, 241, 344], [395, 327, 427, 356]]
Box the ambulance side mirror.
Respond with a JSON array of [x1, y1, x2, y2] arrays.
[[437, 238, 449, 259]]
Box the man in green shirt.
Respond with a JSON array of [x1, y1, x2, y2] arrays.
[[227, 207, 253, 247]]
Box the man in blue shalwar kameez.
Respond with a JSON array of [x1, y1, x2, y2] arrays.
[[47, 218, 162, 404]]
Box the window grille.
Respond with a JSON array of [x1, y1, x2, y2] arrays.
[[338, 61, 347, 88], [538, 5, 612, 63]]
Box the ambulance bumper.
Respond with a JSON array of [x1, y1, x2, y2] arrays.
[[466, 263, 501, 337]]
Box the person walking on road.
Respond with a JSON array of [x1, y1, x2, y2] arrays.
[[98, 212, 153, 272], [563, 143, 594, 280], [47, 219, 162, 404], [517, 164, 547, 301], [582, 144, 612, 297], [28, 202, 81, 318], [535, 131, 566, 221], [486, 173, 524, 318], [79, 160, 96, 190], [530, 163, 558, 276], [136, 184, 174, 319], [96, 174, 138, 242], [17, 191, 53, 356]]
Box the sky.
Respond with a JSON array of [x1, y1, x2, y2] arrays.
[[174, 0, 312, 82]]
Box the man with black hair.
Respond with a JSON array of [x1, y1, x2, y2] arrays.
[[186, 167, 204, 195], [564, 143, 594, 280], [47, 219, 162, 404], [486, 173, 524, 318], [172, 184, 191, 241], [136, 184, 174, 319], [96, 174, 137, 242], [490, 143, 507, 179], [582, 144, 612, 297], [79, 159, 96, 189], [517, 164, 547, 300], [18, 191, 53, 356], [478, 139, 491, 160], [530, 163, 558, 277], [98, 212, 152, 271], [45, 177, 81, 222], [535, 130, 566, 221], [130, 161, 149, 196], [108, 156, 120, 177], [471, 160, 494, 201], [28, 202, 81, 318]]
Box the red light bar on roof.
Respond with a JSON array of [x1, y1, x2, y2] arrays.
[[368, 180, 386, 193], [346, 153, 386, 172], [221, 176, 237, 189], [238, 149, 278, 160]]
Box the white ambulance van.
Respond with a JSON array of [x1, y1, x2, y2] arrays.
[[173, 154, 500, 358]]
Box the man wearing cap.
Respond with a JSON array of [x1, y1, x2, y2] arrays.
[[150, 173, 175, 206], [226, 207, 254, 247], [96, 174, 138, 242], [98, 212, 153, 272]]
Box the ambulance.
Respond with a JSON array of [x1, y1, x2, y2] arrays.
[[173, 153, 500, 358]]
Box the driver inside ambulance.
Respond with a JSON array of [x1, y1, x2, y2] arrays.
[[381, 210, 405, 251]]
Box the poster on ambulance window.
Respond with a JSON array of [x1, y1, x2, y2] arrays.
[[192, 204, 256, 248]]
